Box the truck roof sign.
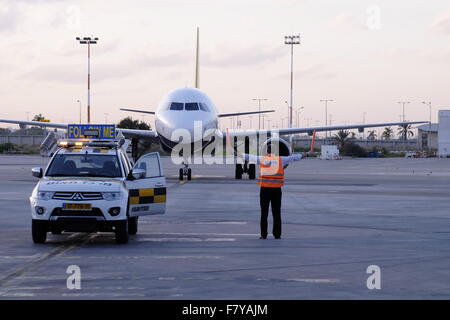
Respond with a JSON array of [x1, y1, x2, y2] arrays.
[[68, 124, 116, 140]]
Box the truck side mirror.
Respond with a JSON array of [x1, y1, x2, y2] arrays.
[[128, 168, 146, 180], [32, 168, 43, 178]]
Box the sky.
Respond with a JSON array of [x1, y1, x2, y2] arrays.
[[0, 0, 449, 133]]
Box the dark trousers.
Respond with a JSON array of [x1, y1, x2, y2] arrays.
[[260, 187, 282, 238]]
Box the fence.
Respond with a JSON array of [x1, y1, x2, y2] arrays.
[[291, 137, 419, 151], [0, 135, 46, 145]]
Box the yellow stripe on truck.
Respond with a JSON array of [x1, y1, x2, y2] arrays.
[[153, 195, 166, 203], [139, 188, 154, 197], [129, 197, 140, 205]]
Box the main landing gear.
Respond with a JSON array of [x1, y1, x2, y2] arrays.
[[235, 161, 256, 180], [179, 162, 192, 181]]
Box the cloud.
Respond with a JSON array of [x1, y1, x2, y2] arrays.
[[421, 46, 450, 62], [22, 51, 190, 84], [296, 64, 337, 80], [329, 13, 366, 31], [0, 3, 21, 33], [137, 52, 190, 67], [431, 11, 450, 34], [203, 45, 286, 68]]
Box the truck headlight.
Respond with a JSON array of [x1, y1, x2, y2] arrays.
[[37, 191, 54, 201], [102, 192, 123, 201]]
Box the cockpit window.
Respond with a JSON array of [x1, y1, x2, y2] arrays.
[[185, 102, 199, 111], [199, 103, 209, 112], [170, 102, 184, 110]]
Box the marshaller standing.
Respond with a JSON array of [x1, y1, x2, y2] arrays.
[[242, 143, 302, 239]]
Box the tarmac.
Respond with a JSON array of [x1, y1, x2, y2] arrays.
[[1, 154, 450, 299]]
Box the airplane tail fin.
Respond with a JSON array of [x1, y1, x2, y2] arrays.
[[194, 27, 200, 89]]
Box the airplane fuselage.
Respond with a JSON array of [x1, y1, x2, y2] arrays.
[[154, 88, 219, 152]]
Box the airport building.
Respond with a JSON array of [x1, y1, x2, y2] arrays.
[[438, 110, 450, 157], [417, 124, 438, 151]]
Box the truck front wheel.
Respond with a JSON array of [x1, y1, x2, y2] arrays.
[[32, 220, 48, 244], [115, 220, 129, 244], [128, 217, 138, 235]]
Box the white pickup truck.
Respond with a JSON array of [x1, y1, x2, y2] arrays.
[[29, 138, 166, 244]]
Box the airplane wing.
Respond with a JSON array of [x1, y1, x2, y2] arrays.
[[0, 118, 158, 141], [0, 118, 67, 129], [120, 108, 155, 115], [117, 128, 158, 139], [218, 110, 274, 118], [221, 121, 428, 138]]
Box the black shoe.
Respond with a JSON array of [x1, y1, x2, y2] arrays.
[[274, 236, 281, 239], [259, 236, 267, 239]]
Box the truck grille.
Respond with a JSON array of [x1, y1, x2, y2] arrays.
[[51, 208, 104, 217], [52, 192, 103, 201]]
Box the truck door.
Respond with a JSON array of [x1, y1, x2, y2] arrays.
[[125, 152, 166, 217]]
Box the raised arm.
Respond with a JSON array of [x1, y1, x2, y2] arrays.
[[241, 153, 261, 164], [280, 153, 302, 167]]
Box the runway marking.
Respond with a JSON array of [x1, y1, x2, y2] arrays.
[[0, 292, 35, 297], [1, 286, 47, 290], [286, 278, 340, 284], [139, 232, 255, 236], [0, 233, 97, 290], [193, 221, 247, 225], [159, 277, 176, 281], [137, 237, 236, 242], [0, 255, 41, 259], [61, 293, 146, 297], [170, 175, 226, 179], [156, 255, 223, 260]]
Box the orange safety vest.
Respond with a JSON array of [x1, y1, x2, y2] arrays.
[[258, 154, 284, 188]]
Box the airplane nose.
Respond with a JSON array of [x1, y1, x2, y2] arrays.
[[167, 118, 208, 143]]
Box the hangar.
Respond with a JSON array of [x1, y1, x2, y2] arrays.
[[438, 110, 450, 157]]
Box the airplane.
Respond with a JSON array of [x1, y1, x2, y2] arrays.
[[0, 28, 427, 180]]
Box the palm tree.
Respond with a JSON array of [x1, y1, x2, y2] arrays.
[[382, 127, 393, 141], [32, 114, 46, 122], [397, 124, 414, 141], [333, 130, 352, 149], [367, 130, 377, 141]]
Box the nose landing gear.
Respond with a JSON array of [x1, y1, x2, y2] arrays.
[[235, 161, 256, 180], [179, 162, 192, 181]]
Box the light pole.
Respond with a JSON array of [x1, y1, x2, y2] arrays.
[[252, 98, 267, 130], [363, 112, 366, 139], [397, 101, 410, 122], [77, 100, 81, 123], [261, 114, 267, 129], [320, 99, 333, 139], [295, 107, 304, 127], [422, 101, 432, 125], [76, 36, 99, 124], [422, 101, 432, 152], [284, 34, 301, 130]]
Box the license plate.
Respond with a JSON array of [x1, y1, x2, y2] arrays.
[[63, 203, 92, 211]]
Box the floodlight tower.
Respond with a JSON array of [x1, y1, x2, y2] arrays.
[[76, 36, 99, 123], [284, 34, 301, 130]]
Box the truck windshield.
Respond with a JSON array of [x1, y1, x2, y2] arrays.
[[46, 153, 122, 178]]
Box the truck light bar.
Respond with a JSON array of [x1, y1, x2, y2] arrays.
[[57, 139, 120, 148]]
